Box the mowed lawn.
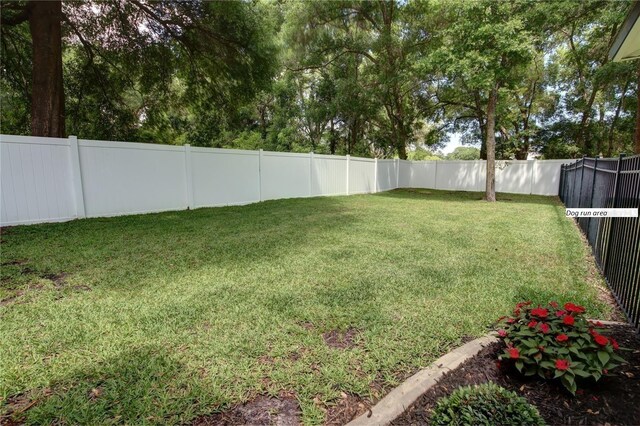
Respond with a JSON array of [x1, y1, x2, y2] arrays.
[[0, 189, 610, 425]]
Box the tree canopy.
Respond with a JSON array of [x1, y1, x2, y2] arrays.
[[1, 0, 638, 162]]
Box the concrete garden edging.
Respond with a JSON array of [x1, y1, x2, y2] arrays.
[[347, 334, 498, 426], [347, 319, 628, 426]]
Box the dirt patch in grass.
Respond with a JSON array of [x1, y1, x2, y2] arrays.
[[393, 325, 640, 425], [1, 259, 28, 267], [88, 387, 103, 401], [0, 291, 24, 306], [192, 393, 301, 426], [298, 321, 315, 331], [41, 272, 68, 287], [324, 392, 371, 426], [1, 388, 51, 425], [322, 328, 360, 350]]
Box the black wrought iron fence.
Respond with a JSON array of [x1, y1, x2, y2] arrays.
[[559, 154, 640, 329]]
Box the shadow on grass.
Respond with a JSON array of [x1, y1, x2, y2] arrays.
[[0, 196, 361, 292], [14, 345, 216, 425], [375, 188, 563, 207]]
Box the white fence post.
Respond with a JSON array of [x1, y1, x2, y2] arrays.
[[528, 160, 535, 195], [69, 135, 86, 218], [346, 154, 350, 195], [374, 158, 378, 193], [184, 144, 194, 209], [309, 151, 314, 197], [259, 148, 264, 202], [395, 158, 400, 189], [434, 159, 439, 190]]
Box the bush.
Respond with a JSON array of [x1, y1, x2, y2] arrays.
[[496, 301, 626, 394], [430, 382, 545, 426]]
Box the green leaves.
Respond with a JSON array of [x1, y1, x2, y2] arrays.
[[597, 350, 610, 366], [431, 382, 546, 426], [496, 301, 628, 394]]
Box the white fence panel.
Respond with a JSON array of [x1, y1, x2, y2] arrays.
[[79, 140, 187, 217], [398, 160, 412, 188], [191, 147, 260, 207], [312, 154, 347, 196], [409, 161, 437, 189], [261, 152, 310, 200], [532, 159, 571, 195], [349, 158, 376, 194], [435, 161, 485, 191], [1, 134, 574, 226], [495, 161, 531, 194], [377, 160, 397, 192], [0, 135, 76, 225]]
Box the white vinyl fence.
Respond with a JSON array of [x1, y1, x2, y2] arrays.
[[0, 134, 569, 226]]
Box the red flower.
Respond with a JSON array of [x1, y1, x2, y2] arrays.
[[593, 333, 608, 346], [527, 320, 538, 328], [549, 301, 559, 309], [514, 308, 521, 316], [555, 359, 570, 371], [498, 329, 507, 337], [556, 333, 569, 342], [610, 338, 619, 350], [556, 310, 566, 317], [506, 318, 516, 324], [563, 315, 575, 326], [564, 303, 585, 314], [531, 307, 548, 318], [516, 301, 532, 308], [539, 323, 550, 333], [508, 347, 520, 359]]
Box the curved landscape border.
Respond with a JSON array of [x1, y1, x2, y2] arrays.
[[347, 320, 627, 426]]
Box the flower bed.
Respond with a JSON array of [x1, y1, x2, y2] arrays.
[[392, 302, 639, 425], [496, 302, 625, 394], [393, 324, 639, 425]]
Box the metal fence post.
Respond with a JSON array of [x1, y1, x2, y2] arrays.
[[603, 154, 625, 274], [559, 164, 564, 201], [569, 161, 578, 207], [578, 156, 586, 207], [587, 157, 598, 237]]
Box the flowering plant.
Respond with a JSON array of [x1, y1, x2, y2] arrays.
[[496, 301, 626, 394]]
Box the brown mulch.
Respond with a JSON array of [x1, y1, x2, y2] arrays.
[[324, 392, 371, 426], [393, 325, 640, 425], [192, 393, 301, 426]]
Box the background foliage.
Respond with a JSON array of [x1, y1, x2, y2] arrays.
[[1, 0, 636, 158]]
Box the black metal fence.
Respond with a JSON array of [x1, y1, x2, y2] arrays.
[[559, 155, 640, 329]]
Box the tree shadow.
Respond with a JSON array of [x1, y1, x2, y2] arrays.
[[375, 188, 563, 207]]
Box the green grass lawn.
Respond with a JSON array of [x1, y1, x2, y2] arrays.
[[0, 189, 610, 425]]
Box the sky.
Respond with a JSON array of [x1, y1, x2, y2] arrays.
[[441, 133, 463, 154]]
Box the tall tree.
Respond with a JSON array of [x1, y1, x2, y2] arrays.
[[1, 0, 277, 139], [427, 0, 535, 201]]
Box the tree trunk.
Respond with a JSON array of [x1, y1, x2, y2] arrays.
[[635, 62, 640, 155], [29, 1, 65, 137], [607, 78, 630, 157], [485, 86, 498, 202], [329, 118, 337, 155]]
